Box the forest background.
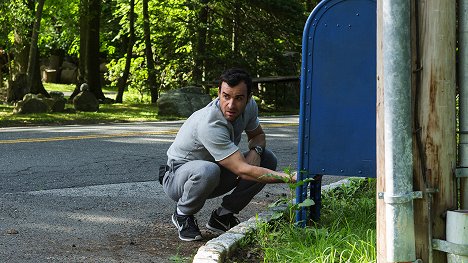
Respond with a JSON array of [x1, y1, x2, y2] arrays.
[[0, 0, 320, 111]]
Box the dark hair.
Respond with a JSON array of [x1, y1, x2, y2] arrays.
[[218, 68, 253, 95]]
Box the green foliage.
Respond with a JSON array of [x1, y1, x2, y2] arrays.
[[40, 0, 80, 55], [237, 178, 377, 263], [0, 83, 168, 126], [106, 56, 151, 103], [264, 168, 314, 224], [0, 102, 162, 127], [3, 1, 34, 50], [2, 0, 311, 108]]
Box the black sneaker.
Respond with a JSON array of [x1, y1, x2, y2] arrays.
[[171, 212, 203, 241], [206, 209, 240, 234]]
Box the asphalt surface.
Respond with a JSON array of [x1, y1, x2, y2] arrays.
[[0, 116, 345, 262]]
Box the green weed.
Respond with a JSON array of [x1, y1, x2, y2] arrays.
[[231, 178, 377, 263]]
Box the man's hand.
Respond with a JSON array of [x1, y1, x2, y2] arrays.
[[290, 171, 298, 183]]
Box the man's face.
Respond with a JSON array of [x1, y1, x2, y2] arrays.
[[218, 81, 249, 122]]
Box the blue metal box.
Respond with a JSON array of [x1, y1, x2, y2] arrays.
[[297, 0, 376, 223]]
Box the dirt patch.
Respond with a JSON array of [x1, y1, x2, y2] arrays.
[[225, 242, 263, 263]]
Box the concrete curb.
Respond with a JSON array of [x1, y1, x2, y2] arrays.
[[192, 178, 355, 263]]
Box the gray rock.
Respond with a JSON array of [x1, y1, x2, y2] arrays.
[[157, 86, 212, 117], [13, 94, 48, 114], [44, 97, 66, 113], [13, 93, 67, 113], [62, 61, 77, 70], [60, 68, 78, 84], [73, 90, 99, 112], [49, 91, 65, 99]]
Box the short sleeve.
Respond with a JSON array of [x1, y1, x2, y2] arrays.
[[198, 118, 239, 161], [244, 99, 260, 132]]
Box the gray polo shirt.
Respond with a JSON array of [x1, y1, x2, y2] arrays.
[[167, 98, 260, 164]]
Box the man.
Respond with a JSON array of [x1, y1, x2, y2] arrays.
[[161, 68, 295, 241]]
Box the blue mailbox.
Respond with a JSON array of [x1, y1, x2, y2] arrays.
[[296, 0, 376, 223]]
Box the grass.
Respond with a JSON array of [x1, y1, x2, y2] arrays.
[[0, 103, 174, 127], [0, 83, 182, 127], [227, 178, 376, 263], [43, 83, 116, 94], [0, 83, 298, 127]]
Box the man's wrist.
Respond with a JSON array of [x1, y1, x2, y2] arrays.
[[252, 145, 264, 156]]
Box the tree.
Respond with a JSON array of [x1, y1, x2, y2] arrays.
[[70, 0, 105, 101], [26, 0, 49, 97], [1, 0, 308, 105], [192, 0, 208, 87], [143, 0, 159, 103], [6, 0, 49, 102], [115, 0, 135, 103], [86, 0, 105, 100], [78, 0, 89, 89]]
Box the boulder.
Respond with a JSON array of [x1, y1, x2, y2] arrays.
[[62, 61, 77, 70], [60, 68, 78, 84], [46, 91, 66, 112], [13, 92, 67, 114], [73, 83, 99, 112], [13, 94, 48, 114], [157, 86, 212, 117]]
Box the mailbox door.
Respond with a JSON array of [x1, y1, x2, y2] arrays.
[[298, 0, 376, 179]]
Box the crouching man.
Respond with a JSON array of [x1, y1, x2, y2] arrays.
[[161, 68, 295, 241]]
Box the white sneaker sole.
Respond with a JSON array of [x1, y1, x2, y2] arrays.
[[172, 214, 203, 241]]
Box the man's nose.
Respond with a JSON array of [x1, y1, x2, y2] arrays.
[[227, 99, 234, 108]]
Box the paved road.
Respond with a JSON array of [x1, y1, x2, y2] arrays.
[[0, 116, 343, 262]]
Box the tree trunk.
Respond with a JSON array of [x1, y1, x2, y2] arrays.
[[412, 1, 457, 262], [8, 1, 32, 102], [193, 0, 208, 87], [30, 52, 49, 97], [70, 0, 89, 100], [26, 0, 45, 93], [86, 0, 105, 100], [7, 0, 48, 102], [115, 0, 135, 103], [143, 0, 158, 103]]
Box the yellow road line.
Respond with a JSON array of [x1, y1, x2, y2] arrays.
[[0, 122, 297, 144], [0, 130, 179, 144]]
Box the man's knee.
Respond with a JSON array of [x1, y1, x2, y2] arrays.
[[188, 161, 221, 187], [261, 149, 277, 170]]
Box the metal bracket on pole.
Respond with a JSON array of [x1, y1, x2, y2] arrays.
[[455, 167, 468, 177], [378, 191, 423, 204], [432, 239, 468, 257]]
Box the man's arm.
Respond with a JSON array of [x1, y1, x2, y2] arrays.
[[246, 124, 266, 149], [218, 150, 295, 183], [245, 124, 265, 166]]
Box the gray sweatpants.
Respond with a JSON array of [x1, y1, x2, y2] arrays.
[[162, 150, 277, 215]]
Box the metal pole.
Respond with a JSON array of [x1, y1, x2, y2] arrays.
[[382, 0, 417, 262], [458, 0, 468, 210]]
